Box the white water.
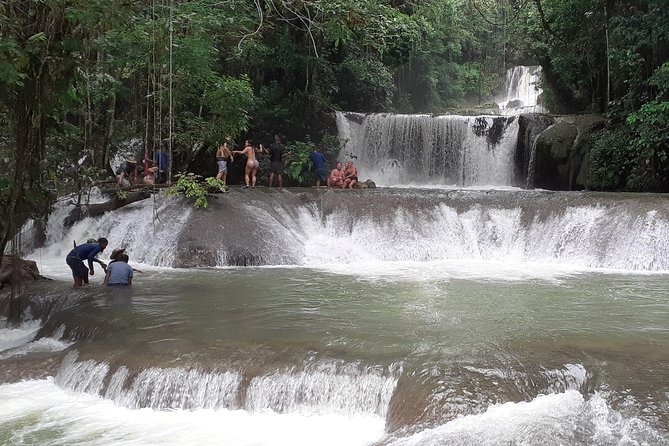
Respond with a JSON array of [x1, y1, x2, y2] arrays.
[[0, 378, 662, 446], [386, 391, 664, 446], [299, 204, 669, 273], [0, 319, 71, 361], [54, 352, 398, 417], [0, 379, 385, 446], [30, 193, 190, 277], [26, 193, 669, 277], [496, 65, 547, 115], [336, 113, 519, 187], [7, 190, 669, 445]]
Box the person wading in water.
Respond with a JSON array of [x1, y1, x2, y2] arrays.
[[66, 238, 108, 287]]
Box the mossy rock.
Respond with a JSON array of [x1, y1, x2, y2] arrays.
[[534, 123, 579, 190], [536, 122, 578, 161]]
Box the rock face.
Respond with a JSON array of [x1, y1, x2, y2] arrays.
[[515, 114, 553, 187], [515, 114, 604, 190], [534, 122, 580, 190], [175, 189, 310, 267], [0, 256, 44, 289]]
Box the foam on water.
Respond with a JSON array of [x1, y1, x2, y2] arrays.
[[0, 319, 42, 353], [28, 194, 190, 277], [306, 259, 581, 283], [0, 379, 385, 446], [23, 187, 669, 276], [0, 320, 71, 360], [386, 391, 666, 446]]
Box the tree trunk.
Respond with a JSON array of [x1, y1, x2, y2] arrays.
[[63, 191, 152, 227]]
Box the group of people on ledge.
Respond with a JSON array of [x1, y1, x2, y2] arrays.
[[66, 238, 135, 288], [116, 145, 170, 187], [216, 134, 361, 191], [115, 135, 362, 192], [214, 134, 290, 191]]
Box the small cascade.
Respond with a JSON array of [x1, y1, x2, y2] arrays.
[[497, 65, 547, 115], [33, 193, 191, 272], [336, 113, 519, 187], [54, 352, 398, 417]]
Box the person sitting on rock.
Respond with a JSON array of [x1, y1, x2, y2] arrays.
[[66, 237, 108, 287], [344, 162, 358, 189], [328, 162, 346, 188], [116, 155, 138, 187], [142, 159, 159, 185], [103, 253, 133, 286]]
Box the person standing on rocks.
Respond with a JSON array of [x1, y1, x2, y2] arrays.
[[309, 147, 328, 190], [233, 140, 264, 189], [66, 238, 108, 287], [268, 134, 290, 191], [215, 139, 233, 188]]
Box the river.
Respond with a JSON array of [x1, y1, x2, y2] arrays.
[[1, 186, 668, 445]]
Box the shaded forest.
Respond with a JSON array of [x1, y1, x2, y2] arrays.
[[1, 0, 668, 256]]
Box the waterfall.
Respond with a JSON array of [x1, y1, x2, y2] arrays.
[[497, 66, 547, 115], [336, 113, 519, 187], [26, 189, 669, 273]]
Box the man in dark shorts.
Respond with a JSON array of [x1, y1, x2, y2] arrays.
[[309, 147, 328, 189], [66, 238, 109, 287], [268, 134, 289, 191]]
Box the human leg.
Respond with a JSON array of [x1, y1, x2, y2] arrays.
[[67, 257, 88, 288], [269, 173, 275, 187], [244, 163, 251, 187], [278, 174, 283, 191]]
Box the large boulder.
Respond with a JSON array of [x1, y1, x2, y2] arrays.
[[529, 115, 605, 190], [534, 122, 579, 190], [0, 256, 44, 289]]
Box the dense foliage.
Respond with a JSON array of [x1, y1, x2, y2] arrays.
[[519, 0, 669, 190], [1, 0, 668, 253]]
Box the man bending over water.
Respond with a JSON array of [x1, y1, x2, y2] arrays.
[[66, 238, 108, 287]]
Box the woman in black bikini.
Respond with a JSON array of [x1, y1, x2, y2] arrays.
[[344, 162, 358, 189]]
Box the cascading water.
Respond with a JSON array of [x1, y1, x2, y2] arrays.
[[336, 113, 519, 187], [496, 65, 547, 115], [23, 189, 669, 273], [3, 184, 669, 444]]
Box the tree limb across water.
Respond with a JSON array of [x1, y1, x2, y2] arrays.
[[64, 191, 152, 228]]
